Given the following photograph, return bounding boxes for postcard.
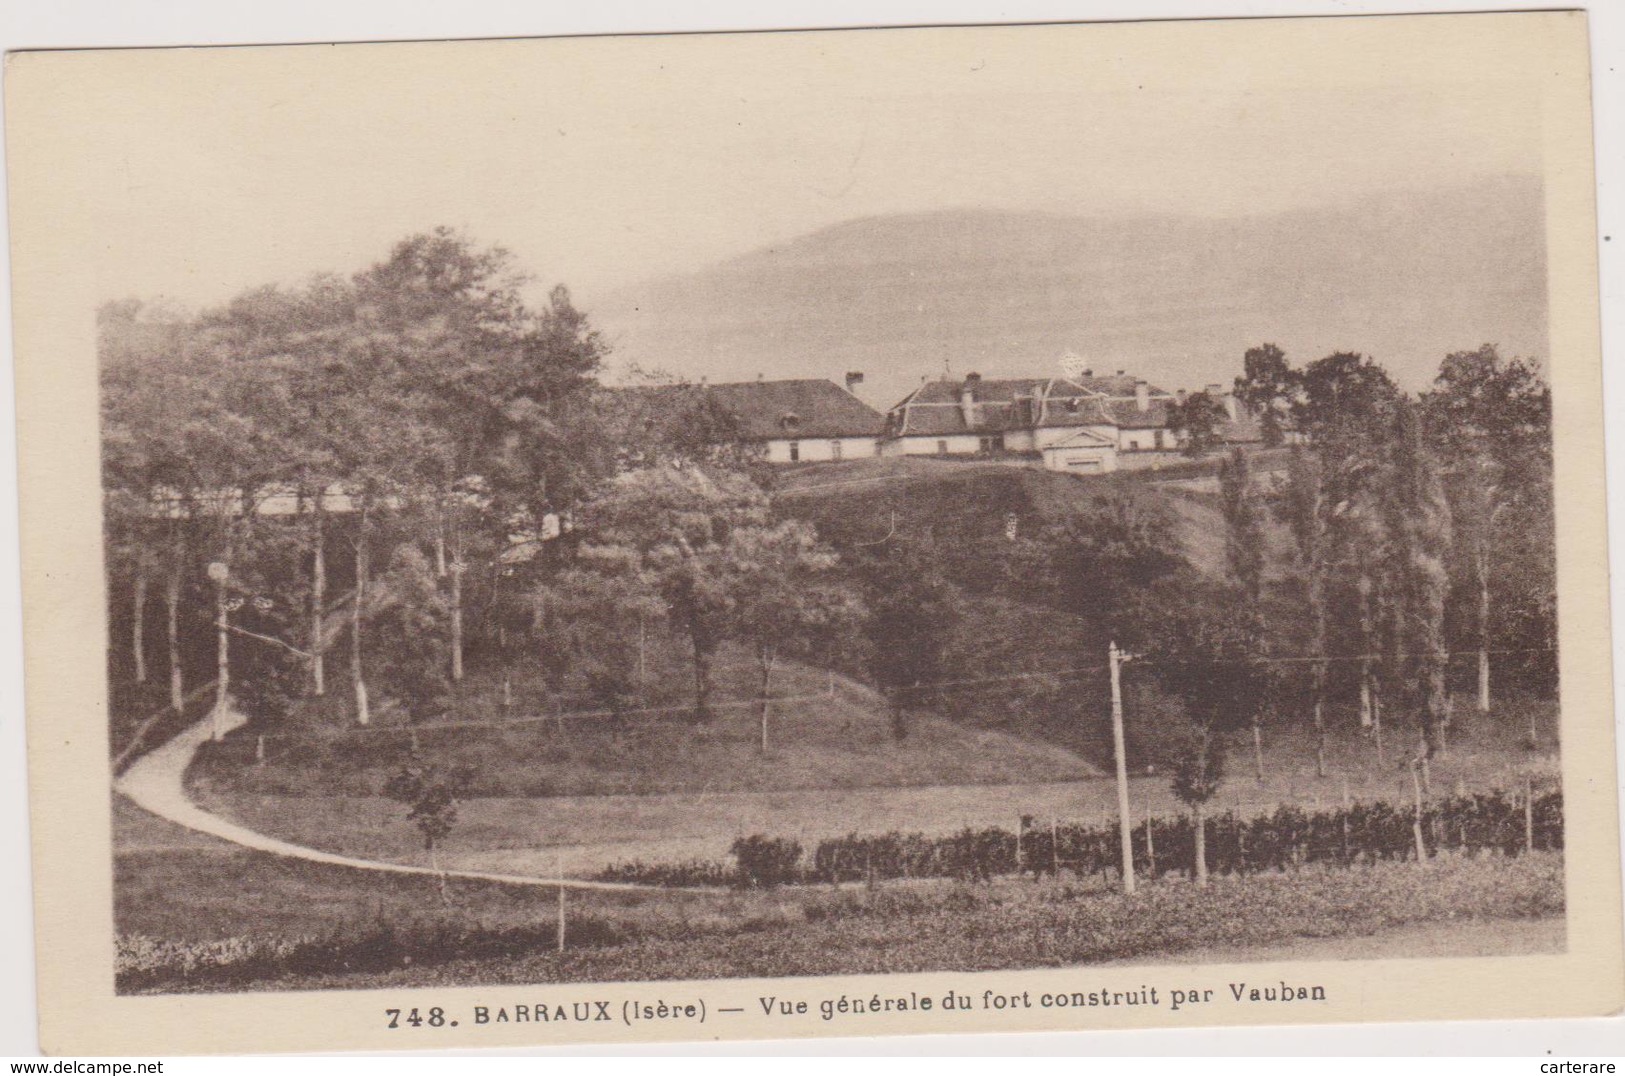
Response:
[6,10,1620,1054]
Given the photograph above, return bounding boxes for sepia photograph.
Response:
[6,6,1621,1054]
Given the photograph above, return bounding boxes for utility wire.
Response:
[242,645,1555,744]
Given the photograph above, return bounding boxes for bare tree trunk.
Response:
[1252,720,1264,783]
[757,647,775,754]
[1310,573,1328,778]
[212,570,230,741]
[690,635,712,722]
[132,566,148,684]
[450,562,464,683]
[1373,691,1385,767]
[429,841,449,906]
[1410,760,1428,865]
[1421,653,1448,763]
[309,502,326,696]
[496,622,513,712]
[1477,543,1492,713]
[165,562,184,713]
[890,682,917,742]
[1193,803,1208,886]
[1358,574,1374,728]
[352,505,371,726]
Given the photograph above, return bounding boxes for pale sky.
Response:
[17,14,1550,316]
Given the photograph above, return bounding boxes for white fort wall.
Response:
[762,436,884,463]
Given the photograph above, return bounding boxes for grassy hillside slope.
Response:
[192,638,1097,800]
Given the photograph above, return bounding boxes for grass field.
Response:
[115,796,1564,994]
[187,692,1558,879]
[191,638,1097,802]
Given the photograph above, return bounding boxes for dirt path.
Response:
[114,712,691,892]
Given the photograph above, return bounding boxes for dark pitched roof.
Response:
[619,379,886,440]
[1100,398,1177,429]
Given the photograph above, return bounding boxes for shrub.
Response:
[729,835,804,888]
[604,783,1564,888]
[596,859,735,888]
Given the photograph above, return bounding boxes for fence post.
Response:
[1051,817,1060,877]
[1410,762,1428,866]
[1341,776,1351,808]
[1146,813,1156,879]
[255,735,265,764]
[1524,775,1535,853]
[1015,817,1024,878]
[1108,641,1135,895]
[556,851,567,953]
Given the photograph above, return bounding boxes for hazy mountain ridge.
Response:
[591,178,1545,408]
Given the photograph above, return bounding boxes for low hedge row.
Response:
[596,787,1563,888]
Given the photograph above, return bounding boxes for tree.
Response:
[610,373,766,479]
[216,527,310,733]
[100,299,218,713]
[1147,594,1269,885]
[1219,449,1266,604]
[1042,489,1183,655]
[1297,352,1401,461]
[1233,343,1301,447]
[1376,403,1453,762]
[383,760,474,902]
[729,520,862,753]
[1166,392,1228,457]
[1276,447,1331,776]
[1298,352,1402,758]
[367,545,453,725]
[189,277,355,699]
[860,542,961,741]
[1422,345,1553,715]
[578,463,769,722]
[545,544,664,739]
[230,595,306,731]
[1218,448,1269,779]
[352,232,612,690]
[99,230,619,751]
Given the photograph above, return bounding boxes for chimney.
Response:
[1176,388,1188,403]
[844,371,864,394]
[960,373,980,428]
[1135,379,1150,412]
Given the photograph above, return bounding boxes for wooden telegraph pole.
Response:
[208,561,231,742]
[1109,641,1135,895]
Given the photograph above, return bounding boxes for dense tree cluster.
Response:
[101,231,1555,891]
[101,229,858,749]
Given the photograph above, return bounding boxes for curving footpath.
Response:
[114,711,699,893]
